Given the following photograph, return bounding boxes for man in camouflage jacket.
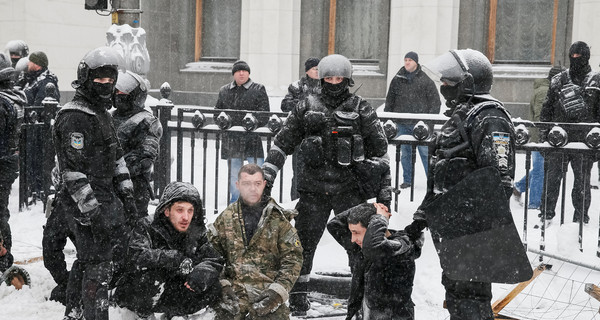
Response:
[209,163,303,320]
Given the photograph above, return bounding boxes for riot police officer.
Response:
[0,52,25,275]
[262,54,389,314]
[53,46,133,320]
[112,70,162,220]
[4,40,29,68]
[404,49,529,320]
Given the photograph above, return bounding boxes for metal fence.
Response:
[17,89,600,256]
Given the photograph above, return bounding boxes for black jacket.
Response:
[328,212,419,319]
[23,68,60,106]
[215,79,270,159]
[384,65,440,115]
[265,93,388,195]
[280,76,321,112]
[115,182,223,305]
[540,67,600,141]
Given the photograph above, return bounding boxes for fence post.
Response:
[154,82,174,197]
[41,84,59,209]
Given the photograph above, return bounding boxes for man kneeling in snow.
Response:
[113,182,224,319]
[327,203,422,320]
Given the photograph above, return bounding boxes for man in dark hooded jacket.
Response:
[114,181,223,319]
[539,41,600,224]
[328,202,421,320]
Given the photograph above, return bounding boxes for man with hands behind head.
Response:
[328,203,421,320]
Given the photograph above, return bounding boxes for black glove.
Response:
[539,129,549,143]
[252,288,284,316]
[219,284,240,315]
[122,196,140,227]
[404,219,427,241]
[179,258,193,275]
[262,164,277,197]
[88,206,111,242]
[186,266,211,293]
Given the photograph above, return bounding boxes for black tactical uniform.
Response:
[0,53,25,273]
[405,49,516,320]
[112,70,162,219]
[262,54,389,313]
[53,47,132,320]
[539,41,600,224]
[114,182,223,318]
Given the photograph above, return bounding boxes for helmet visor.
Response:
[422,51,468,86]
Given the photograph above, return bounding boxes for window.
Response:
[194,0,241,61]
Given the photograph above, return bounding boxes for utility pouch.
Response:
[299,136,323,167]
[352,134,365,162]
[559,82,587,121]
[337,135,352,166]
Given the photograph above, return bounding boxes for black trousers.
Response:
[58,191,127,320]
[0,154,19,273]
[114,270,220,316]
[540,152,593,219]
[42,203,75,287]
[442,274,493,320]
[293,190,363,281]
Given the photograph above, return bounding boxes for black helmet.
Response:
[318,54,354,86]
[115,70,148,109]
[424,49,493,96]
[0,53,15,82]
[72,46,125,89]
[5,40,29,57]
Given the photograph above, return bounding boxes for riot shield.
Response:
[421,166,532,283]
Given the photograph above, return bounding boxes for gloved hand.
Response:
[88,206,111,242]
[179,258,193,276]
[262,164,277,197]
[539,129,549,143]
[186,266,210,293]
[122,196,140,227]
[252,288,284,316]
[219,284,240,315]
[404,219,428,242]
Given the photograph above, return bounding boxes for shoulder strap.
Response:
[58,101,96,116]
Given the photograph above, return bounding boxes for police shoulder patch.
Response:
[70,132,84,150]
[492,131,510,171]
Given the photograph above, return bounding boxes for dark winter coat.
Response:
[528,78,549,142]
[265,93,388,195]
[540,67,600,141]
[23,68,60,106]
[53,92,130,212]
[111,107,163,177]
[327,211,420,320]
[0,85,25,157]
[215,79,270,159]
[384,65,440,115]
[280,76,321,112]
[115,182,223,306]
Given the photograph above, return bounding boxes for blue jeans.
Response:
[228,157,264,204]
[398,124,428,184]
[515,151,544,208]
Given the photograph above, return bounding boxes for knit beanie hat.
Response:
[305,57,320,72]
[404,51,419,64]
[232,60,250,75]
[29,51,48,68]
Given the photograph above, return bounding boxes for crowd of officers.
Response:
[0,39,598,320]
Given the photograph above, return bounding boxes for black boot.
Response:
[289,280,311,315]
[50,282,68,305]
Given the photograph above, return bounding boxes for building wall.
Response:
[0,0,111,101]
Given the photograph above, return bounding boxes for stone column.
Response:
[240,0,301,98]
[387,0,460,87]
[572,0,600,68]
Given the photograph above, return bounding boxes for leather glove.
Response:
[539,129,549,143]
[404,219,427,242]
[252,288,284,316]
[262,164,277,197]
[179,258,193,275]
[219,284,240,315]
[88,206,111,243]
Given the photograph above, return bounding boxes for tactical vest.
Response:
[300,94,365,167]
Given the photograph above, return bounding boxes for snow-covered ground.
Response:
[2,141,600,319]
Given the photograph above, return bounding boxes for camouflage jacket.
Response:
[208,198,303,302]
